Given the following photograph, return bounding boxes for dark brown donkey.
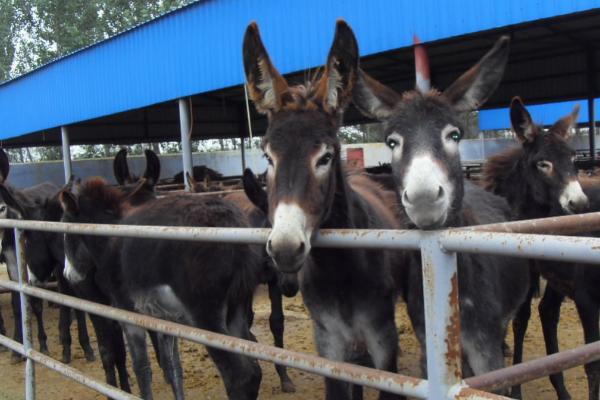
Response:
[353,37,530,394]
[244,21,403,400]
[60,178,262,400]
[482,98,598,400]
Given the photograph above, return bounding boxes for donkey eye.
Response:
[446,129,463,143]
[386,137,399,149]
[536,160,553,172]
[263,153,273,166]
[316,153,333,167]
[0,205,5,213]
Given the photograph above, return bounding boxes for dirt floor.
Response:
[0,268,588,400]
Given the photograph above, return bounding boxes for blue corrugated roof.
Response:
[0,0,599,141]
[479,98,600,131]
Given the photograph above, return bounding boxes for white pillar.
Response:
[61,126,72,183]
[178,98,193,192]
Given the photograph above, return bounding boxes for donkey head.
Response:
[244,20,358,272]
[113,149,161,186]
[354,37,510,229]
[510,97,587,214]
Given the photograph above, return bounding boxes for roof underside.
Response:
[0,1,599,147]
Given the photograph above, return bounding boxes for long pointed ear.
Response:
[243,168,268,214]
[59,190,78,215]
[313,20,359,114]
[510,97,536,143]
[113,148,131,185]
[551,104,580,139]
[353,69,402,120]
[243,22,290,115]
[0,148,10,183]
[143,150,161,186]
[443,36,510,112]
[0,185,25,217]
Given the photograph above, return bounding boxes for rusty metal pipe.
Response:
[0,333,140,400]
[0,280,430,398]
[0,219,425,250]
[465,339,600,392]
[440,230,600,265]
[460,211,600,235]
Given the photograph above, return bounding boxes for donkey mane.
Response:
[481,147,523,193]
[78,177,125,206]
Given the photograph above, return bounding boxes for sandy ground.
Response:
[0,269,588,400]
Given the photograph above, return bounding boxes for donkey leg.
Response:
[313,322,353,400]
[0,305,6,352]
[30,296,48,354]
[575,296,600,400]
[157,334,185,400]
[539,286,571,400]
[58,304,73,363]
[509,285,534,399]
[111,322,131,393]
[10,291,25,362]
[75,310,95,362]
[267,281,295,393]
[123,323,153,400]
[198,308,261,400]
[462,330,507,395]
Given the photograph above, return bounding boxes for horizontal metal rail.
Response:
[0,334,139,400]
[0,280,436,398]
[466,340,600,392]
[463,211,600,235]
[440,230,600,265]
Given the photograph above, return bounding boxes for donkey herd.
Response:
[0,20,599,400]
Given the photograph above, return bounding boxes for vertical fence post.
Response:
[178,98,193,192]
[61,126,72,183]
[420,233,461,399]
[15,228,35,400]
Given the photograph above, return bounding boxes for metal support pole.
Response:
[240,136,246,172]
[61,126,72,183]
[178,98,193,192]
[420,233,461,399]
[15,228,35,400]
[589,97,596,169]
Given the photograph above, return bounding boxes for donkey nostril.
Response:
[403,191,411,204]
[437,186,444,200]
[267,240,273,253]
[297,242,306,255]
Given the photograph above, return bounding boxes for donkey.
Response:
[244,21,404,400]
[482,98,599,400]
[352,37,531,392]
[0,148,58,360]
[224,168,299,393]
[113,148,161,186]
[22,179,96,364]
[55,150,161,397]
[60,177,263,400]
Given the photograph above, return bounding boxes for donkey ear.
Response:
[243,22,290,115]
[113,148,131,185]
[353,69,402,120]
[0,185,25,218]
[443,36,510,112]
[243,168,268,214]
[143,150,161,186]
[551,104,580,139]
[59,190,78,215]
[0,148,10,183]
[314,20,359,114]
[510,97,536,143]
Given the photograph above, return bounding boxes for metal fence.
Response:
[1,213,600,400]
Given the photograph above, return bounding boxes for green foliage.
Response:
[3,0,194,80]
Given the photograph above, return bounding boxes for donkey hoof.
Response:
[281,380,296,393]
[84,349,96,362]
[61,350,72,364]
[10,353,25,364]
[501,341,512,357]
